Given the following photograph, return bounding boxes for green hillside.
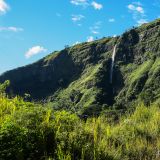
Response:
[0,19,160,116]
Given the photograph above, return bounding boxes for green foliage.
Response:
[0,80,10,95]
[44,51,60,62]
[0,35,117,116]
[1,18,160,160]
[1,89,160,159]
[50,63,108,115]
[0,18,160,117]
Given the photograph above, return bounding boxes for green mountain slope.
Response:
[0,18,160,115]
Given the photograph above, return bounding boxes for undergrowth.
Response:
[0,81,160,160]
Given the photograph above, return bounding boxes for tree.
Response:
[0,80,10,95]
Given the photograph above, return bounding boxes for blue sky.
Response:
[0,0,160,74]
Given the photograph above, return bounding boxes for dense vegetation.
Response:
[1,19,160,159]
[0,19,160,116]
[1,81,160,160]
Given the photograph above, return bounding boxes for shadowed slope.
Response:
[0,18,160,115]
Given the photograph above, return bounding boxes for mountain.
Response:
[0,18,160,115]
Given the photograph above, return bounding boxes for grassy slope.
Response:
[0,19,160,115]
[113,18,160,109]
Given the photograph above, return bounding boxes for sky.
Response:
[0,0,160,74]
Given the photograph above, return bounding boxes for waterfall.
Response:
[110,45,117,83]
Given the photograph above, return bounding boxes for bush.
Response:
[1,84,160,159]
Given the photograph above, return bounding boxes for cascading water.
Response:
[110,45,117,83]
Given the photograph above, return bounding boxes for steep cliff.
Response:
[0,18,160,115]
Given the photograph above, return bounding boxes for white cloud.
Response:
[0,26,23,32]
[92,30,99,34]
[108,18,115,22]
[70,0,103,10]
[87,36,94,42]
[90,21,101,34]
[70,0,88,7]
[71,15,85,22]
[128,4,135,11]
[127,2,147,26]
[91,1,103,10]
[25,46,47,59]
[0,0,9,14]
[136,6,144,14]
[137,19,148,26]
[128,4,144,14]
[113,34,117,37]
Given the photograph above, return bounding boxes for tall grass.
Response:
[0,82,160,159]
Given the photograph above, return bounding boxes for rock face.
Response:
[0,18,160,115]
